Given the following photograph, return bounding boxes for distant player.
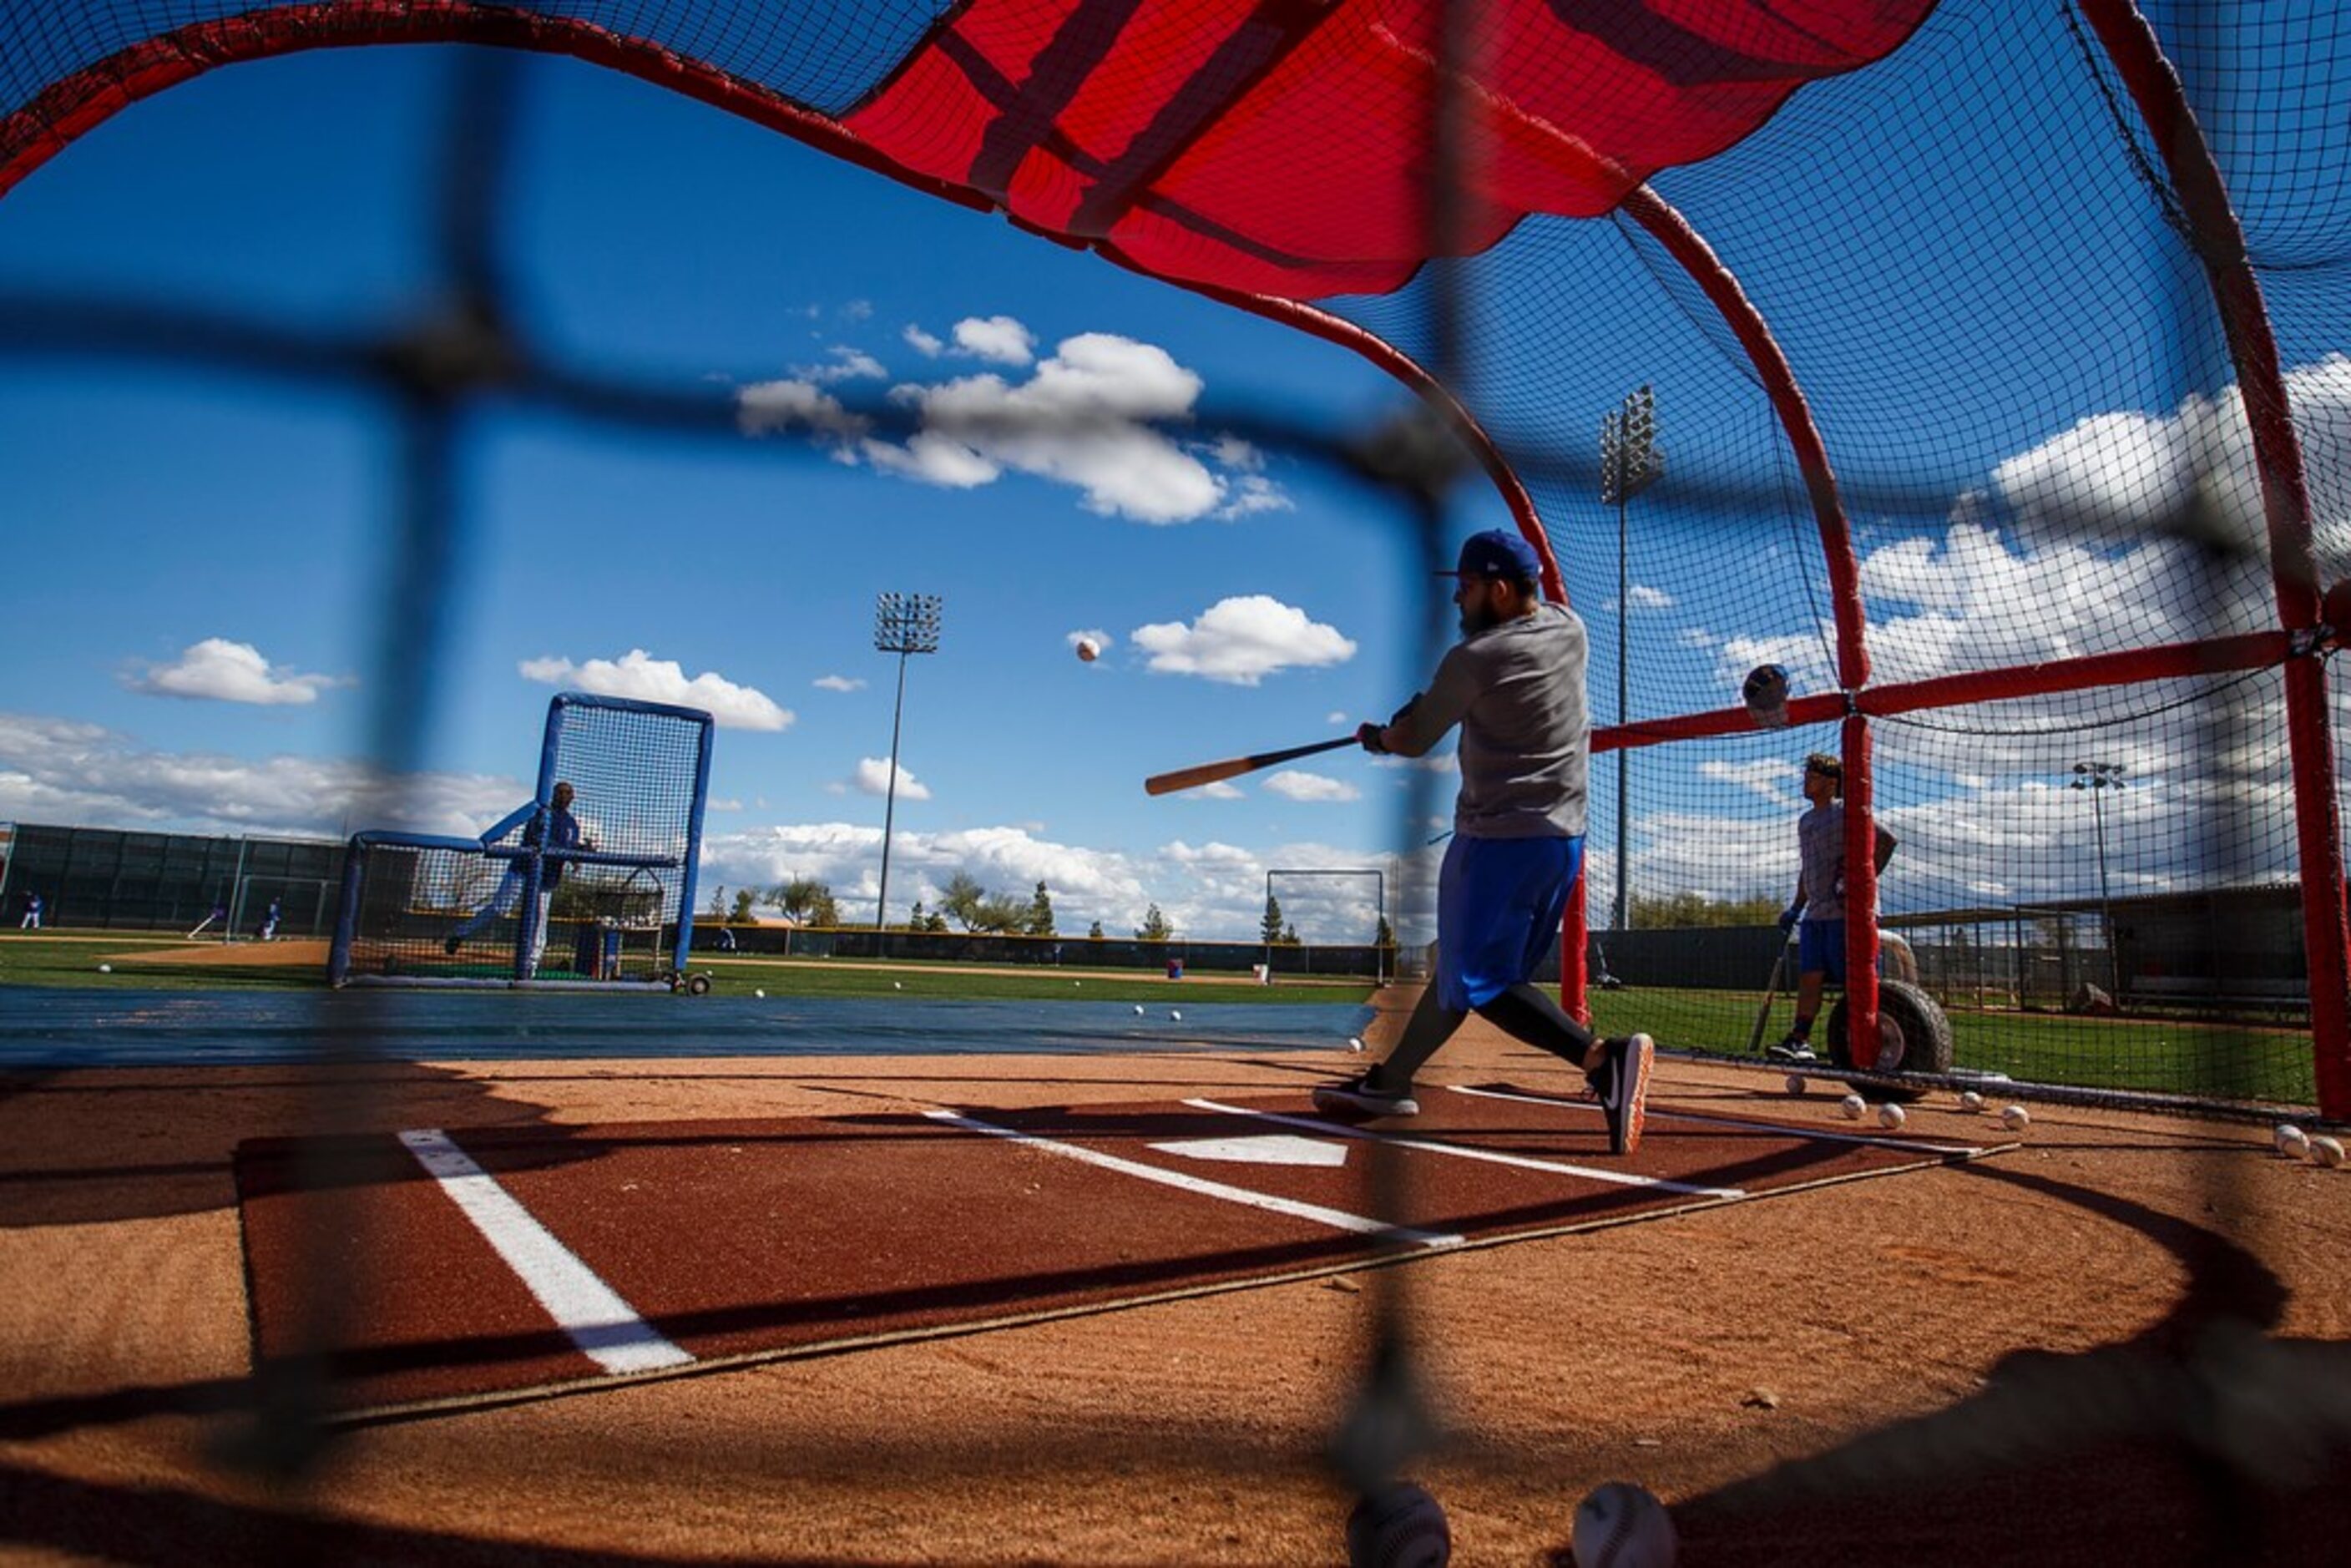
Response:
[255,897,282,943]
[188,898,226,938]
[1767,751,1898,1064]
[18,890,41,930]
[1312,529,1655,1156]
[446,781,594,975]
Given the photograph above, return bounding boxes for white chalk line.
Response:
[923,1110,1462,1249]
[1443,1084,1988,1156]
[1184,1100,1746,1199]
[397,1128,693,1376]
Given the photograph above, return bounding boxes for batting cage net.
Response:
[328,693,713,988]
[5,0,2350,1561]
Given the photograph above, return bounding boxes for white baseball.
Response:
[97,964,112,974]
[892,980,902,990]
[1170,1009,1182,1021]
[1784,1074,1807,1096]
[2001,1104,2031,1131]
[755,988,765,998]
[1959,1090,1985,1111]
[2308,1135,2346,1168]
[2274,1124,2307,1156]
[1074,637,1100,663]
[1349,1036,1366,1053]
[1838,1093,1866,1120]
[1134,1004,1145,1015]
[1572,1480,1677,1567]
[1878,1102,1907,1130]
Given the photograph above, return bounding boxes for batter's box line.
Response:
[1445,1083,2002,1159]
[309,1111,2012,1429]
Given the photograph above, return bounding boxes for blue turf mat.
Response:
[0,987,1374,1067]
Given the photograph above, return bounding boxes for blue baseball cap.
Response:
[1437,528,1543,581]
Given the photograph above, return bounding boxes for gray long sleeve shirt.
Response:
[1388,601,1590,839]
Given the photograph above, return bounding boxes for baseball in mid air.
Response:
[1075,637,1100,662]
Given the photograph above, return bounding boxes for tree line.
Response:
[698,880,1406,945]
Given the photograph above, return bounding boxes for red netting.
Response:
[3,0,2345,1109]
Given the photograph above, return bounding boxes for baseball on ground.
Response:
[2001,1104,2031,1130]
[1877,1102,1907,1130]
[1572,1480,1677,1566]
[1838,1093,1866,1120]
[2308,1135,2345,1169]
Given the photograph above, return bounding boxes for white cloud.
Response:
[1988,352,2351,567]
[791,346,887,384]
[129,638,347,706]
[0,711,519,839]
[1261,770,1361,802]
[736,377,869,443]
[1162,840,1256,864]
[1696,757,1799,807]
[902,325,943,357]
[750,331,1287,523]
[518,650,794,732]
[953,315,1036,366]
[1628,584,1674,610]
[867,334,1274,522]
[1131,595,1357,685]
[1186,781,1246,799]
[710,797,744,812]
[847,756,929,801]
[812,674,867,692]
[1326,711,1350,726]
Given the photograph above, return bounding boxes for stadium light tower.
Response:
[2070,760,2126,996]
[1600,385,1663,933]
[872,592,943,933]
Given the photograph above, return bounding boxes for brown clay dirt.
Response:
[0,984,2345,1564]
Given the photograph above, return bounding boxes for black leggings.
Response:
[1370,980,1596,1091]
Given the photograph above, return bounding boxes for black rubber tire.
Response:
[685,972,712,996]
[1827,979,1954,1083]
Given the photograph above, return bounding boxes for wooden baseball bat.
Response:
[1145,735,1358,797]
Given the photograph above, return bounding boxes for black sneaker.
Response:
[1765,1035,1818,1065]
[1312,1074,1420,1118]
[1597,1033,1655,1156]
[443,935,462,956]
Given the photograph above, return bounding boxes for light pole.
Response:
[872,592,943,934]
[2069,761,2126,996]
[1600,385,1662,933]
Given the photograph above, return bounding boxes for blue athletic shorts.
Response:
[1435,834,1584,1012]
[1799,918,1847,984]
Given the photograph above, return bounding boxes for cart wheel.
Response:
[686,972,712,996]
[1827,979,1954,1092]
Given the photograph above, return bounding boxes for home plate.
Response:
[1148,1134,1349,1167]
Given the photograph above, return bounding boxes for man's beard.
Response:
[1459,598,1499,635]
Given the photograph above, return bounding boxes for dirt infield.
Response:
[1,986,2346,1563]
[104,938,332,969]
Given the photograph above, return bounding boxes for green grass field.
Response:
[2,931,2313,1103]
[1588,986,2317,1106]
[0,933,1375,1006]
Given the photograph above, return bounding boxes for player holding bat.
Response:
[1314,529,1655,1155]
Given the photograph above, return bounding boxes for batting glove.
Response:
[1356,721,1390,755]
[1778,905,1802,933]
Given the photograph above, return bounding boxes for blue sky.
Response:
[3,28,2346,942]
[0,46,1504,942]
